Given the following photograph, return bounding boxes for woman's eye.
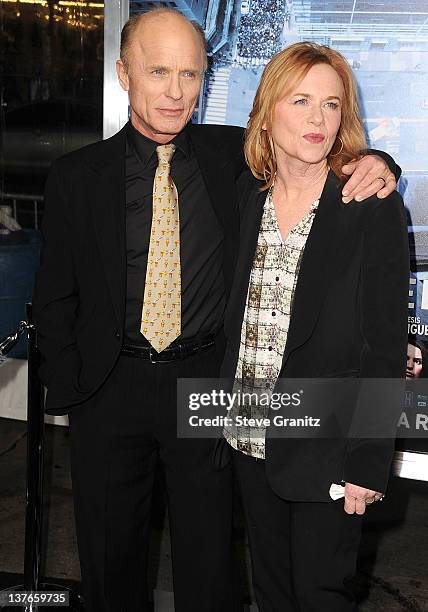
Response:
[326,102,339,109]
[294,98,308,105]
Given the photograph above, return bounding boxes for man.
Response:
[33,8,400,611]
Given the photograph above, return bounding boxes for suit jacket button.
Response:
[115,331,120,339]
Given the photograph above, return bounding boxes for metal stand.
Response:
[0,304,84,611]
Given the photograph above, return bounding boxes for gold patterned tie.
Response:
[140,144,181,352]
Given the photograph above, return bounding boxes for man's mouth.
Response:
[158,108,184,117]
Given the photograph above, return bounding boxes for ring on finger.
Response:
[376,176,386,186]
[365,498,375,505]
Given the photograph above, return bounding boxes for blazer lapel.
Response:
[187,125,240,297]
[90,127,127,328]
[282,170,345,368]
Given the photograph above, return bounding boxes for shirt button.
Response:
[268,346,273,351]
[115,331,120,339]
[272,311,276,317]
[276,277,279,282]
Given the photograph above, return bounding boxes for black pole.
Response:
[23,303,45,592]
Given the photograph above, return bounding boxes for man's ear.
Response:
[116,59,129,91]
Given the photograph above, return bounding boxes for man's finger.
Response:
[341,162,387,199]
[344,166,389,198]
[349,174,378,195]
[345,174,396,203]
[353,177,389,202]
[341,161,357,177]
[342,155,392,199]
[341,167,368,199]
[355,498,366,515]
[377,175,397,199]
[354,174,396,201]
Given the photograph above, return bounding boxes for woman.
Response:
[221,42,409,610]
[406,336,426,379]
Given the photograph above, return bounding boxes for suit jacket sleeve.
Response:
[32,160,81,388]
[342,191,409,492]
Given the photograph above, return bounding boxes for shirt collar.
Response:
[126,120,191,167]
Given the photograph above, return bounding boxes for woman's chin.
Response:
[292,154,329,167]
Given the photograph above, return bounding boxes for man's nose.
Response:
[166,75,183,100]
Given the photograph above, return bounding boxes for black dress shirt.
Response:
[124,121,225,345]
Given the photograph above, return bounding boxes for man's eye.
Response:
[183,71,196,78]
[152,69,166,76]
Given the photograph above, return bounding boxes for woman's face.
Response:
[406,343,423,379]
[270,63,344,167]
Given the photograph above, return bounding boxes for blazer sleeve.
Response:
[32,160,80,388]
[342,191,409,492]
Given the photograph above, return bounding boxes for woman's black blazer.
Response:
[221,169,410,502]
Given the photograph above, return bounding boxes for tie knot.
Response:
[156,144,176,165]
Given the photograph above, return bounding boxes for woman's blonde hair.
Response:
[244,42,367,189]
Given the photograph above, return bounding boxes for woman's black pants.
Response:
[232,447,363,612]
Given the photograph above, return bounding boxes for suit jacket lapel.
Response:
[282,170,345,368]
[187,125,240,298]
[90,126,127,328]
[224,183,265,345]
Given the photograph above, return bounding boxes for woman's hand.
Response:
[341,155,396,203]
[343,482,384,515]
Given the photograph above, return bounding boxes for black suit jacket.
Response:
[33,123,245,415]
[221,169,409,501]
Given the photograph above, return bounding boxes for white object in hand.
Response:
[329,483,345,500]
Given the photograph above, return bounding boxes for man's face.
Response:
[116,15,205,144]
[406,343,423,379]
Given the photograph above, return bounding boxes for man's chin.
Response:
[153,114,191,134]
[131,115,190,141]
[159,122,188,135]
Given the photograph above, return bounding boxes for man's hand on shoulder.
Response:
[341,155,396,203]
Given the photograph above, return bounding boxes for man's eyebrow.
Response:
[146,64,169,71]
[177,66,204,74]
[145,64,202,74]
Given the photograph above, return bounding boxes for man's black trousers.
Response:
[68,341,235,612]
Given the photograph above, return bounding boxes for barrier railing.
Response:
[0,304,83,611]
